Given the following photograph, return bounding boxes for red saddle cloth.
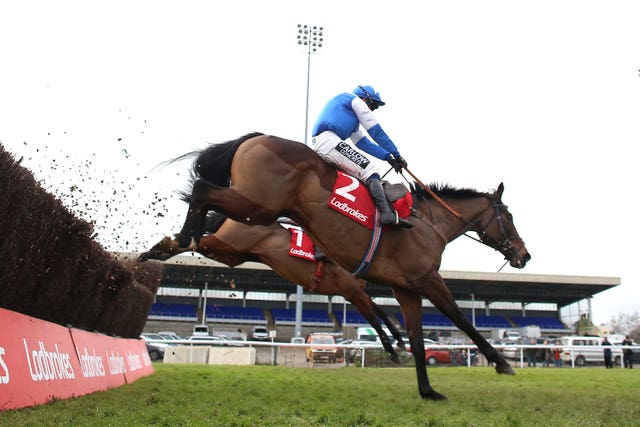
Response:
[328,171,412,230]
[287,226,316,262]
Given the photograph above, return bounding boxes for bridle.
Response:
[399,168,524,266]
[471,198,523,261]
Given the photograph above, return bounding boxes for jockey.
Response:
[311,85,412,228]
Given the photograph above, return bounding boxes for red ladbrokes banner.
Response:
[0,308,153,411]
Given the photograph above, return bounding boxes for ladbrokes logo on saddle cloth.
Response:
[287,226,316,262]
[328,171,412,230]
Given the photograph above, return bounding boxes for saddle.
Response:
[383,182,410,203]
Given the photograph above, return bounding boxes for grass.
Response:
[1,364,639,426]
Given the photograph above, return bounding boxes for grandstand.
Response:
[129,253,620,340]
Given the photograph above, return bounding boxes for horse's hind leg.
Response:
[177,202,208,249]
[177,179,265,248]
[393,287,447,401]
[421,268,514,376]
[348,291,401,363]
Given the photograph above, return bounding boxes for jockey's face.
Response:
[363,97,380,111]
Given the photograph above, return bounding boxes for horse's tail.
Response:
[194,132,264,186]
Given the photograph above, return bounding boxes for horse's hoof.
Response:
[422,391,448,401]
[138,252,150,262]
[390,353,401,364]
[495,362,516,376]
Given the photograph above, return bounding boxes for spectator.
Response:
[622,335,634,369]
[459,349,468,365]
[542,339,553,367]
[450,349,459,366]
[470,348,478,366]
[602,336,613,368]
[526,338,537,367]
[552,342,563,368]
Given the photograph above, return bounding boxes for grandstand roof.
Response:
[121,253,620,308]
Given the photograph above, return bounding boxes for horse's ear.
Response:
[496,182,504,198]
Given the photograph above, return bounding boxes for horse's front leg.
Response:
[393,287,447,401]
[422,268,514,376]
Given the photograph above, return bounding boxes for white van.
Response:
[192,324,210,336]
[356,326,391,343]
[560,335,603,366]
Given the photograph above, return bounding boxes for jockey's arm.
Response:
[351,97,400,157]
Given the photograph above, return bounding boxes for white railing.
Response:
[142,338,639,368]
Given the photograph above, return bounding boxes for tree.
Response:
[608,312,640,340]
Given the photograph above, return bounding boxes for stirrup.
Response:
[386,211,413,229]
[395,214,413,229]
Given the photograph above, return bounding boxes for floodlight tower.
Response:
[293,24,323,340]
[297,24,324,147]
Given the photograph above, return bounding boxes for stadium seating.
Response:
[471,315,512,328]
[510,316,567,330]
[149,302,196,318]
[395,313,456,328]
[271,308,333,325]
[206,305,265,322]
[339,310,369,326]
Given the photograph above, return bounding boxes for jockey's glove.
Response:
[387,155,407,173]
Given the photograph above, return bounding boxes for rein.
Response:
[402,167,463,219]
[400,168,520,269]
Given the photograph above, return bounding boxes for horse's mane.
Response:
[411,182,489,201]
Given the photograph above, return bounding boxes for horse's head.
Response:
[475,183,531,268]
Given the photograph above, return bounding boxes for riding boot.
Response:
[366,177,413,228]
[314,246,327,262]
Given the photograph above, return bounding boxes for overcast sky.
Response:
[1,1,639,325]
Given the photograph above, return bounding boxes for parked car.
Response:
[145,342,165,361]
[495,339,519,359]
[400,336,438,352]
[140,333,171,348]
[427,331,453,343]
[251,326,270,341]
[157,331,182,341]
[425,348,452,365]
[186,335,233,346]
[192,324,210,336]
[305,333,338,363]
[344,339,383,363]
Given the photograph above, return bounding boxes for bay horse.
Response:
[139,212,405,361]
[174,132,531,400]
